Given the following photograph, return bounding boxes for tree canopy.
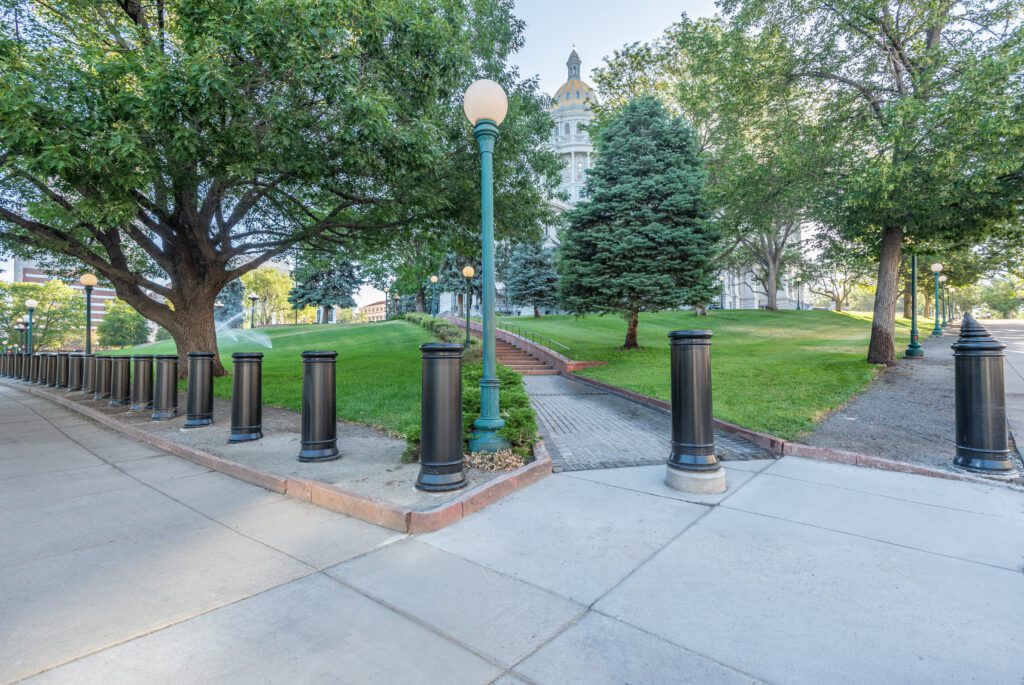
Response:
[504,242,559,317]
[0,0,560,373]
[288,256,361,322]
[97,299,150,347]
[559,96,719,348]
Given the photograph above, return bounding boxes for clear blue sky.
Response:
[511,0,718,96]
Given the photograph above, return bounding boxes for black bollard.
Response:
[152,355,179,420]
[184,352,214,428]
[94,356,112,400]
[45,353,57,387]
[952,315,1018,476]
[56,352,69,388]
[81,354,95,395]
[298,351,339,461]
[665,330,726,493]
[130,355,154,411]
[416,343,467,492]
[31,354,42,384]
[68,353,83,392]
[109,356,131,406]
[229,353,264,442]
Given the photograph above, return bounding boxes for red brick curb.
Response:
[1,379,553,531]
[561,372,1020,488]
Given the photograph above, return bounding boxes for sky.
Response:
[0,0,721,300]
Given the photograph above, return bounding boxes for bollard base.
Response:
[183,417,213,428]
[953,455,1019,480]
[665,465,727,494]
[151,409,178,421]
[229,429,264,443]
[298,446,340,462]
[468,425,511,454]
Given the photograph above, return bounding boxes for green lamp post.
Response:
[939,275,948,327]
[248,293,259,328]
[79,273,98,354]
[905,254,924,358]
[462,265,475,348]
[25,298,38,354]
[930,263,943,336]
[464,78,510,453]
[429,274,439,318]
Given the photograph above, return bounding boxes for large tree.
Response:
[722,0,1024,363]
[240,267,293,327]
[289,256,361,324]
[0,279,81,350]
[504,242,559,317]
[594,17,826,310]
[97,298,150,347]
[559,96,719,348]
[0,0,559,374]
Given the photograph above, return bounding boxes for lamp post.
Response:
[939,275,948,328]
[930,263,943,336]
[248,293,259,329]
[462,265,475,347]
[16,323,26,353]
[718,276,725,309]
[795,279,802,311]
[905,254,924,358]
[464,78,510,452]
[429,274,439,318]
[79,273,97,354]
[25,299,38,354]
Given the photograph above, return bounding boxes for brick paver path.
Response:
[523,375,774,471]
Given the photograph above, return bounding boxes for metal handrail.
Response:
[495,322,571,354]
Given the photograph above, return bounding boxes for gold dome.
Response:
[551,78,598,112]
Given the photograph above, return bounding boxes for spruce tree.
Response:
[289,258,362,324]
[559,96,719,348]
[504,242,560,317]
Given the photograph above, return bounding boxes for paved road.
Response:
[2,382,1023,684]
[523,375,774,471]
[984,320,1024,439]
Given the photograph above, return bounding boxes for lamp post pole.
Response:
[25,300,37,354]
[719,277,725,309]
[930,263,943,336]
[464,79,510,453]
[80,273,98,354]
[249,294,259,329]
[463,265,475,348]
[430,275,439,318]
[905,255,924,358]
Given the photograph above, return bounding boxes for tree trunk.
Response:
[902,277,913,319]
[867,226,903,364]
[415,288,426,313]
[834,298,843,312]
[457,293,464,317]
[694,305,708,316]
[765,263,778,310]
[321,304,330,324]
[533,305,540,318]
[924,293,932,318]
[624,309,640,349]
[120,285,225,377]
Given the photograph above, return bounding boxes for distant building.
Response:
[359,300,387,322]
[13,257,116,324]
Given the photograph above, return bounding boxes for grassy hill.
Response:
[126,321,434,435]
[496,309,928,440]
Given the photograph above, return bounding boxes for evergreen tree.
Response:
[215,280,244,329]
[559,96,719,348]
[289,258,361,324]
[504,243,560,317]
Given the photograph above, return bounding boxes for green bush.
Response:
[403,362,538,463]
[154,327,172,342]
[402,312,481,363]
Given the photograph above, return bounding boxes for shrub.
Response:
[402,362,538,463]
[402,312,481,362]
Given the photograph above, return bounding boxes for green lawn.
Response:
[124,321,434,435]
[496,309,931,441]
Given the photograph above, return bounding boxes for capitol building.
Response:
[441,49,804,316]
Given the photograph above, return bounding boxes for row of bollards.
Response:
[4,318,1015,484]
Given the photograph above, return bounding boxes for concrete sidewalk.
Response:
[2,383,1022,684]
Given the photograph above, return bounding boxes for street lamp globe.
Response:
[939,275,948,283]
[248,294,259,302]
[462,266,475,279]
[24,299,38,310]
[463,79,508,126]
[931,262,943,273]
[430,275,439,284]
[79,273,98,288]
